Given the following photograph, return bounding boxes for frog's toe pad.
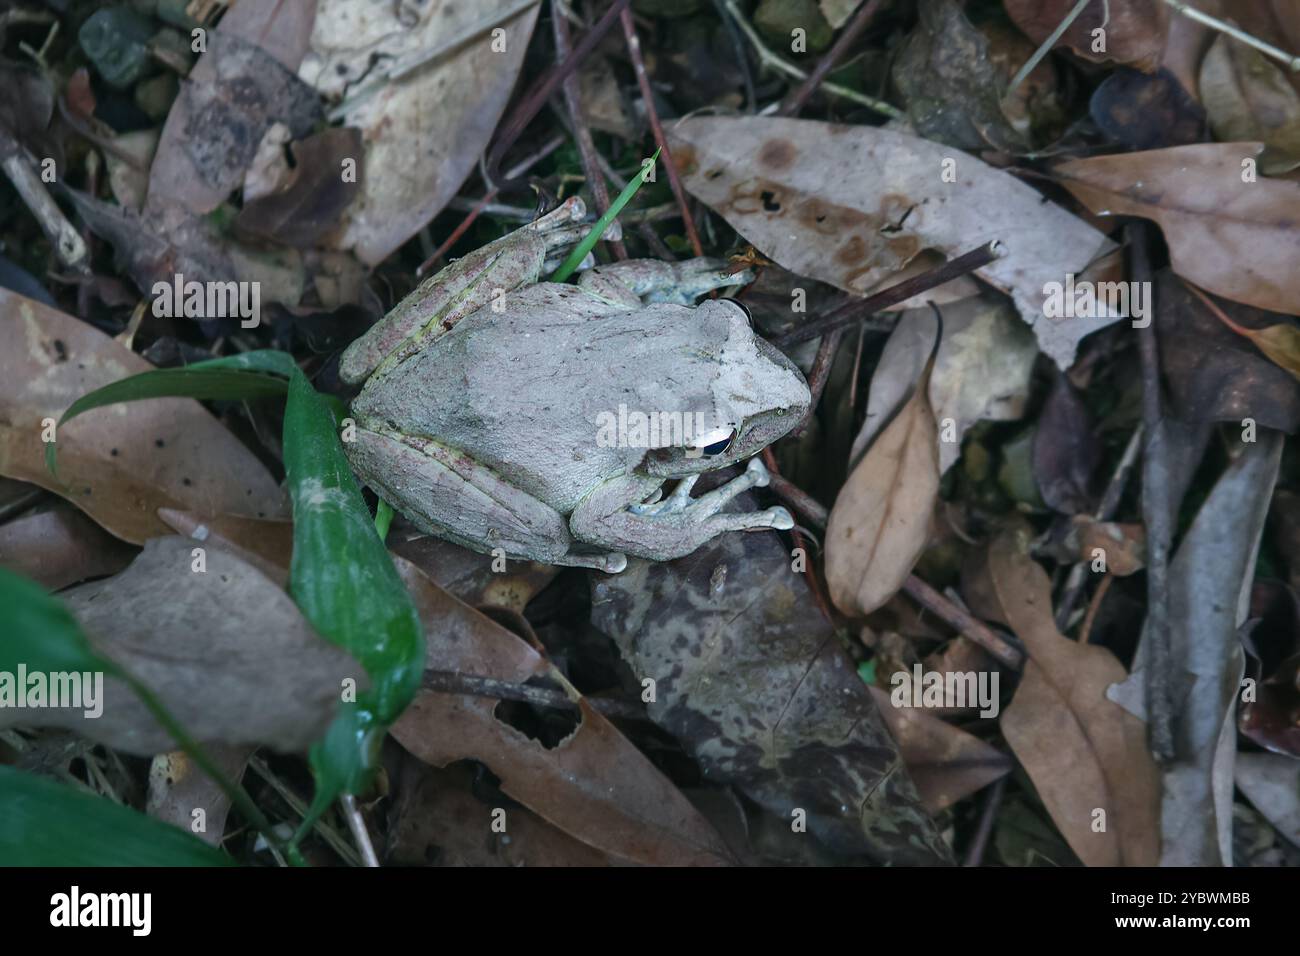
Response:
[762,506,794,530]
[745,456,771,487]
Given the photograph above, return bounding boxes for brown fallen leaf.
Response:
[148,746,251,847]
[1185,280,1300,381]
[669,115,1116,368]
[386,759,618,866]
[0,537,361,755]
[989,526,1161,866]
[300,0,542,265]
[0,291,287,544]
[1031,369,1100,515]
[0,502,137,590]
[1071,518,1146,577]
[1089,67,1207,150]
[391,559,734,867]
[867,686,1011,814]
[1155,270,1300,433]
[1200,33,1300,173]
[827,350,940,616]
[592,523,952,865]
[1054,143,1300,316]
[233,127,364,247]
[1004,0,1169,71]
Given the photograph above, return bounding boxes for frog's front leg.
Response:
[569,458,794,561]
[347,425,627,573]
[578,258,757,307]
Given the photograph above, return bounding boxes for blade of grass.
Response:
[548,147,660,283]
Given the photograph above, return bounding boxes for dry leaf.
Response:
[1200,32,1300,173]
[827,354,939,616]
[1004,0,1169,71]
[0,502,137,590]
[0,291,287,544]
[1186,280,1300,381]
[1054,143,1300,316]
[300,0,541,265]
[592,523,953,864]
[0,537,361,755]
[989,527,1161,866]
[669,115,1116,368]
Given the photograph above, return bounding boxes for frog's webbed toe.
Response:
[570,458,791,561]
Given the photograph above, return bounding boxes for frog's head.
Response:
[643,299,811,479]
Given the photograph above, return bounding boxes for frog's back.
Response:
[353,284,730,512]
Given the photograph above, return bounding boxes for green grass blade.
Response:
[548,147,661,283]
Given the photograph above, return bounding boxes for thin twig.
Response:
[1,134,88,273]
[246,755,362,867]
[621,8,704,258]
[720,0,903,120]
[1054,424,1143,632]
[1128,221,1175,765]
[963,776,1007,866]
[774,241,1006,348]
[1007,0,1091,95]
[779,0,884,116]
[422,669,648,721]
[1162,0,1300,72]
[761,447,837,627]
[790,328,844,438]
[766,472,829,528]
[553,3,627,259]
[1077,572,1113,645]
[902,575,1024,671]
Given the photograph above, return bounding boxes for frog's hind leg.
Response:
[347,425,626,573]
[570,458,793,561]
[578,259,757,307]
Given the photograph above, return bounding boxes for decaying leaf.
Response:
[1054,143,1300,316]
[669,115,1116,368]
[1188,280,1300,381]
[892,0,1027,152]
[0,503,137,590]
[592,518,954,865]
[1031,370,1100,515]
[827,350,939,616]
[299,0,541,265]
[1155,270,1300,433]
[0,537,361,755]
[391,558,734,867]
[0,291,287,544]
[1110,432,1284,865]
[1200,33,1300,174]
[1089,67,1207,150]
[1004,0,1170,71]
[148,746,250,847]
[850,296,1037,475]
[988,527,1161,866]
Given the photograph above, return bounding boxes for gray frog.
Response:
[340,197,811,573]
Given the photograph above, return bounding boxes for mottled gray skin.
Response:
[340,197,811,572]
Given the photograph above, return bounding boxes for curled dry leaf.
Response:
[851,296,1036,475]
[592,524,953,865]
[1200,33,1300,174]
[1004,0,1170,72]
[669,116,1116,368]
[987,527,1161,866]
[1054,143,1300,316]
[0,537,361,755]
[827,352,939,617]
[299,0,541,265]
[0,291,287,544]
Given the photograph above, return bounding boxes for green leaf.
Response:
[281,370,424,831]
[45,351,297,477]
[548,147,661,283]
[0,765,232,866]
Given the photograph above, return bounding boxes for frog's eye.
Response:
[693,426,736,457]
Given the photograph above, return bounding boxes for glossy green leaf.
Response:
[0,765,232,866]
[282,370,424,832]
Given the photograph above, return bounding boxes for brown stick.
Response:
[773,241,1005,348]
[553,4,627,259]
[778,0,884,116]
[621,8,705,258]
[902,575,1024,671]
[422,669,647,722]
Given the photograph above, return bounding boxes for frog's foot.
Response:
[570,459,793,562]
[578,258,757,307]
